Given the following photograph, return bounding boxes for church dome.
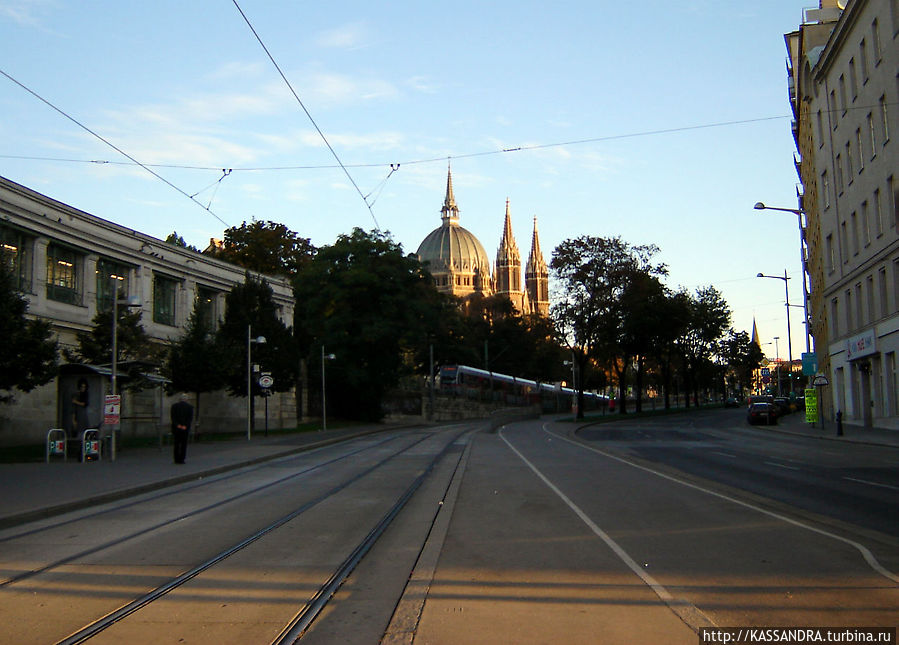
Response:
[416,221,491,275]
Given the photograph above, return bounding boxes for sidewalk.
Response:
[764,411,899,448]
[0,424,404,529]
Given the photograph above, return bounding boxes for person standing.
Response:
[170,393,193,464]
[71,379,89,438]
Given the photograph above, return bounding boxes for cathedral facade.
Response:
[416,166,549,317]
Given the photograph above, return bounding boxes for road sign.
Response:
[805,388,818,423]
[761,368,770,376]
[802,352,818,376]
[104,394,121,426]
[258,374,274,389]
[812,373,830,387]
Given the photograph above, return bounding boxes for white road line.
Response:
[764,461,801,471]
[711,451,737,458]
[542,424,899,585]
[842,477,899,491]
[498,428,717,633]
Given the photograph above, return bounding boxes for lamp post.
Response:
[110,274,139,461]
[247,325,266,441]
[758,270,793,395]
[754,202,811,353]
[772,336,781,396]
[321,346,336,431]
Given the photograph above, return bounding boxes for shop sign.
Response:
[847,330,876,360]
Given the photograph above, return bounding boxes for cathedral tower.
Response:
[494,199,522,296]
[525,216,549,316]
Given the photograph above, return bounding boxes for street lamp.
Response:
[321,346,336,431]
[772,336,781,396]
[757,270,793,395]
[247,325,266,441]
[754,201,811,353]
[110,274,140,461]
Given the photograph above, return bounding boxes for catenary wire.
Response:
[0,68,231,228]
[231,0,380,231]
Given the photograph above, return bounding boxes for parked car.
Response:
[747,402,778,425]
[772,397,792,416]
[747,394,774,408]
[724,397,741,408]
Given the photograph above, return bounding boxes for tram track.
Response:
[0,433,405,588]
[0,424,479,644]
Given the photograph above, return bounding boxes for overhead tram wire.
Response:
[0,68,231,228]
[2,112,798,176]
[231,0,381,231]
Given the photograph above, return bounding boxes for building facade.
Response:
[787,0,899,428]
[416,166,550,316]
[0,175,296,446]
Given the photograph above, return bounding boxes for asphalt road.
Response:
[577,408,899,541]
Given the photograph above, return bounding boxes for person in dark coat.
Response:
[170,394,194,464]
[71,379,90,438]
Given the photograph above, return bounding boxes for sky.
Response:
[1,1,816,362]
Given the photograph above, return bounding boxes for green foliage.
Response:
[165,231,199,252]
[63,304,160,391]
[0,264,58,403]
[293,228,439,421]
[216,273,297,397]
[205,220,315,276]
[165,299,222,396]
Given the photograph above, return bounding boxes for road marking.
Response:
[842,477,899,491]
[498,428,717,632]
[543,424,899,585]
[711,451,737,458]
[764,461,800,471]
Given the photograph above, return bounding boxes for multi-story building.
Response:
[0,175,296,446]
[786,0,899,429]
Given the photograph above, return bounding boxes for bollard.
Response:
[836,410,843,437]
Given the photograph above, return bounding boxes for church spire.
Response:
[495,198,521,297]
[440,161,460,224]
[525,215,549,316]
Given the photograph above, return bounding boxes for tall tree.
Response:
[550,235,665,418]
[64,302,159,390]
[0,264,58,403]
[205,220,315,277]
[619,272,668,412]
[679,286,732,406]
[294,228,441,421]
[164,298,223,429]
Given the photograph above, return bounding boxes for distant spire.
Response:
[441,161,459,224]
[751,318,760,347]
[525,215,549,316]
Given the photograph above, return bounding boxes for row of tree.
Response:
[552,235,762,419]
[2,220,761,427]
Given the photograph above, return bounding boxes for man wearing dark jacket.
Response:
[170,394,193,464]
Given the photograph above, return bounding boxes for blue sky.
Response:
[1,1,814,361]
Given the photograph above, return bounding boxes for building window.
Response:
[846,288,854,332]
[856,128,864,173]
[831,297,840,337]
[879,267,888,318]
[867,275,875,324]
[822,170,831,209]
[887,352,897,417]
[871,19,881,64]
[848,58,858,100]
[826,233,835,273]
[845,142,854,180]
[893,259,899,315]
[836,154,844,194]
[46,243,81,305]
[881,95,890,144]
[153,274,178,326]
[874,188,884,237]
[95,259,130,312]
[841,220,848,264]
[817,110,825,145]
[859,39,868,83]
[868,113,877,157]
[850,211,859,255]
[838,74,847,114]
[0,225,33,293]
[195,286,218,331]
[862,201,871,247]
[830,90,838,129]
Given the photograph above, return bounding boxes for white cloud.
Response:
[315,22,369,49]
[0,0,54,26]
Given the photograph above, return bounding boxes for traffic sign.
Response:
[812,373,830,387]
[258,374,274,389]
[104,394,121,426]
